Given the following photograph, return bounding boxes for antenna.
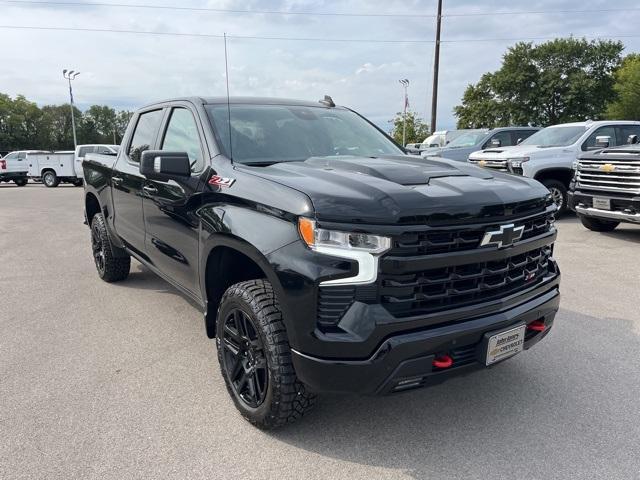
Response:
[223,32,233,161]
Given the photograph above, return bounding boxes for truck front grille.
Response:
[468,158,509,172]
[380,246,553,318]
[577,158,640,195]
[390,211,553,256]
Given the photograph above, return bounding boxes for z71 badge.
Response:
[208,175,235,187]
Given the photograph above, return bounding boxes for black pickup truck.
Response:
[83,96,560,428]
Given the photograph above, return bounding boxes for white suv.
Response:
[468,121,640,212]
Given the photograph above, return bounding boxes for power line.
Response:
[1,24,639,44]
[4,0,640,19]
[2,0,437,18]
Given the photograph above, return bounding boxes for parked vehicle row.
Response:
[467,121,640,213]
[0,144,119,187]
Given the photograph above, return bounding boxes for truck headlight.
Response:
[298,218,391,285]
[507,157,529,168]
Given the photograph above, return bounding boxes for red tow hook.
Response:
[527,320,546,332]
[433,354,453,369]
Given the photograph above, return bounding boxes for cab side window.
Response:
[617,125,640,144]
[78,146,95,157]
[161,108,204,173]
[128,109,164,163]
[514,129,537,144]
[582,126,616,151]
[486,131,513,148]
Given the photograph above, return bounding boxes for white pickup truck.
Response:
[27,144,118,187]
[468,121,640,212]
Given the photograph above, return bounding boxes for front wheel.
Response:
[73,179,84,187]
[541,179,568,214]
[216,279,316,429]
[579,214,619,232]
[42,171,59,188]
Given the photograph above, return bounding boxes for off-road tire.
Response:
[42,171,59,188]
[216,279,316,429]
[14,178,28,187]
[579,214,619,232]
[90,213,130,282]
[541,179,568,214]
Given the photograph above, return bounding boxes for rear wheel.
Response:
[42,171,59,188]
[13,178,28,187]
[216,279,316,429]
[73,179,83,187]
[579,214,619,232]
[541,179,567,214]
[90,213,130,282]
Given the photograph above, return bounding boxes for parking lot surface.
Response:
[2,183,640,480]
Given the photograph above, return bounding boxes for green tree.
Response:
[454,38,624,128]
[389,111,430,145]
[606,54,640,120]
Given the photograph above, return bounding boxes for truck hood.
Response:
[472,144,573,160]
[241,155,549,225]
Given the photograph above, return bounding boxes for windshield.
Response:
[520,126,586,147]
[446,131,488,148]
[206,104,403,164]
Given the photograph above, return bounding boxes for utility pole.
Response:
[399,79,409,146]
[430,0,443,133]
[62,69,80,149]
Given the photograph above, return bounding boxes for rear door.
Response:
[111,109,165,257]
[141,104,206,295]
[615,124,640,145]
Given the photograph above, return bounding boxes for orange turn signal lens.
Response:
[298,218,316,247]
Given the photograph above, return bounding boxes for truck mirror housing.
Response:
[595,136,611,148]
[140,151,191,180]
[490,138,502,148]
[628,134,639,145]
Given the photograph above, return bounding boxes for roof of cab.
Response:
[140,96,341,110]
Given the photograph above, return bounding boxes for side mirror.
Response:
[490,138,502,148]
[595,135,611,148]
[516,137,523,144]
[628,134,639,145]
[140,151,191,180]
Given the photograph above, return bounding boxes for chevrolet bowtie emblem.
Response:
[478,160,487,167]
[600,163,615,173]
[481,224,525,249]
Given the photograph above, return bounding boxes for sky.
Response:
[3,0,640,131]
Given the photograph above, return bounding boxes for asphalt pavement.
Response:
[1,182,640,480]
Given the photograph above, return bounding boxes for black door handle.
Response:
[143,184,158,195]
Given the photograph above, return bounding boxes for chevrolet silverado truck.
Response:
[569,136,640,231]
[83,96,560,429]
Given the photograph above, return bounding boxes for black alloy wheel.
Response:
[221,308,269,408]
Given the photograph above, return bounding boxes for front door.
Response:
[111,108,164,257]
[142,106,206,296]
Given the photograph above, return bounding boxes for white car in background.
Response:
[0,150,48,186]
[468,120,640,213]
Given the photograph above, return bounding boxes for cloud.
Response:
[2,0,640,130]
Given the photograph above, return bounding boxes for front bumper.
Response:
[569,190,640,224]
[0,172,28,181]
[292,285,559,394]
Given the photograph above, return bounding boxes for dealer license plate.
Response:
[592,197,611,210]
[485,324,526,366]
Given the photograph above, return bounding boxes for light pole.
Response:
[62,69,80,149]
[399,79,409,147]
[430,0,443,133]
